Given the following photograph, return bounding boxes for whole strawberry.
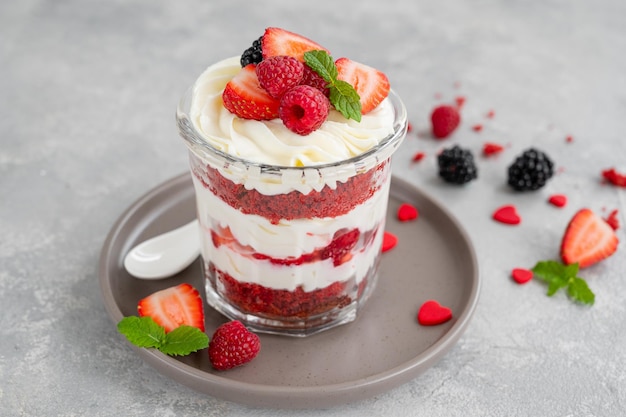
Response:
[208,320,261,370]
[431,105,460,139]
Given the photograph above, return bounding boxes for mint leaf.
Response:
[330,80,362,122]
[567,277,595,305]
[531,260,595,305]
[117,316,165,349]
[160,325,209,356]
[117,317,208,356]
[303,50,362,122]
[304,50,336,82]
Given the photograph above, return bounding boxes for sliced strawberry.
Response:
[261,27,329,62]
[335,57,390,114]
[560,209,619,268]
[137,283,205,332]
[222,64,280,120]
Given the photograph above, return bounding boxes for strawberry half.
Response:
[560,208,619,268]
[222,64,280,120]
[137,283,205,332]
[335,57,390,114]
[261,27,329,62]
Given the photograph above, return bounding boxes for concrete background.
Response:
[1,0,625,415]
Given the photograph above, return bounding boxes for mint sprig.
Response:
[531,260,595,305]
[117,316,209,356]
[304,50,362,122]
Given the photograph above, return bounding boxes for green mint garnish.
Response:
[117,316,209,356]
[531,260,595,305]
[304,50,362,122]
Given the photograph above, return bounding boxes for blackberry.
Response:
[507,148,554,191]
[240,36,263,67]
[437,145,478,185]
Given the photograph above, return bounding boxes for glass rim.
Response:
[176,87,408,173]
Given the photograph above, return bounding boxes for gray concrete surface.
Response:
[1,0,625,416]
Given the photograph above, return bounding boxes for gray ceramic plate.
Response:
[99,173,480,409]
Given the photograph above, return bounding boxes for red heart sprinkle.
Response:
[511,268,533,284]
[412,152,425,162]
[493,205,521,225]
[397,203,419,222]
[417,300,453,326]
[381,232,398,253]
[548,194,567,208]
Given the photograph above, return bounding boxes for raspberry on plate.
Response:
[431,105,460,139]
[256,56,304,99]
[279,85,330,135]
[208,321,261,371]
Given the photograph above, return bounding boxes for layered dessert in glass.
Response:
[177,28,407,336]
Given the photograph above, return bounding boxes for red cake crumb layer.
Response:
[208,263,368,319]
[190,154,389,224]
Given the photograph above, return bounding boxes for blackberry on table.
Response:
[240,36,263,67]
[437,145,478,185]
[507,148,554,191]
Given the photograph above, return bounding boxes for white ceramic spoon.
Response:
[124,219,200,279]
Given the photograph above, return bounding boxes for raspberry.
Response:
[437,145,477,185]
[279,85,330,135]
[208,320,260,371]
[507,148,554,191]
[256,56,304,99]
[240,36,263,67]
[431,105,460,139]
[300,65,330,96]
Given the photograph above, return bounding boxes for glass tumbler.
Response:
[177,89,407,337]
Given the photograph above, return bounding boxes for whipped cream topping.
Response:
[189,56,395,167]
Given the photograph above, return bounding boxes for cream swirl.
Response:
[189,56,395,167]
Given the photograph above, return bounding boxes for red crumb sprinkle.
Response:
[565,135,574,143]
[412,152,426,162]
[407,122,413,133]
[483,142,504,157]
[455,96,466,108]
[511,268,533,284]
[493,205,521,225]
[548,194,567,208]
[397,203,419,222]
[382,232,398,252]
[417,300,452,326]
[486,110,495,119]
[604,209,620,230]
[602,168,626,187]
[472,124,483,132]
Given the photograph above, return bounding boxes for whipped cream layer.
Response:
[189,56,395,167]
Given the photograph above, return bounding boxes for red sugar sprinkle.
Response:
[493,205,521,225]
[407,122,413,133]
[486,110,495,119]
[566,135,574,143]
[412,152,426,162]
[602,168,626,187]
[604,209,620,230]
[483,142,504,157]
[548,194,567,208]
[382,232,398,252]
[455,96,466,108]
[397,203,419,222]
[511,268,533,284]
[472,124,483,132]
[417,300,453,326]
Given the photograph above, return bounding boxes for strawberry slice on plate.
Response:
[335,57,390,114]
[261,27,329,62]
[222,64,280,120]
[138,283,205,332]
[560,208,619,268]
